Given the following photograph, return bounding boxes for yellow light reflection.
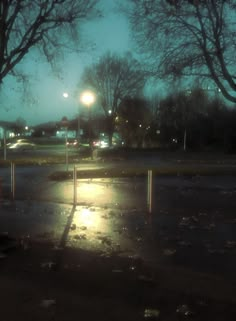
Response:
[74,207,103,230]
[80,208,93,227]
[80,183,101,195]
[78,181,110,202]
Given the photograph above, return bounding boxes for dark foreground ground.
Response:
[1,199,236,321]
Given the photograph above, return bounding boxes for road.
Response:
[2,144,68,158]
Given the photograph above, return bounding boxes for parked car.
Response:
[66,139,79,148]
[8,139,36,151]
[92,138,109,149]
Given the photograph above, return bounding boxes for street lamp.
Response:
[63,92,81,141]
[61,116,69,171]
[80,91,95,107]
[80,91,95,158]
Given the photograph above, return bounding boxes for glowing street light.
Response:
[80,91,95,107]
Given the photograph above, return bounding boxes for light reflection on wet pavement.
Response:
[66,201,236,280]
[1,175,236,280]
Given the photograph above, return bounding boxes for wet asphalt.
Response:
[1,171,236,279]
[1,164,236,320]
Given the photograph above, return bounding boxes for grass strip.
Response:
[48,164,236,181]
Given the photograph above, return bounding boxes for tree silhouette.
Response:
[117,97,152,147]
[129,0,236,103]
[80,52,147,145]
[0,0,98,83]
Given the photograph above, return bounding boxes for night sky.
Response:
[0,1,132,126]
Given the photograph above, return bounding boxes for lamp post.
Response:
[80,91,95,159]
[63,92,81,142]
[3,129,6,161]
[61,116,69,171]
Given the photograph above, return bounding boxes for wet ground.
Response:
[1,175,236,279]
[1,172,236,274]
[1,170,236,320]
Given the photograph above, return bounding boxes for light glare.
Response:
[80,91,95,106]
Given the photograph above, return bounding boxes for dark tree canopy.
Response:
[0,0,98,83]
[117,96,152,147]
[80,52,147,117]
[80,51,147,145]
[129,0,236,103]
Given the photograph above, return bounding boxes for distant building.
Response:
[0,121,16,140]
[0,126,4,140]
[56,129,76,139]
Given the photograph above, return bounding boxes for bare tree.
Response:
[129,0,236,103]
[80,52,147,145]
[158,87,212,149]
[117,97,152,147]
[0,0,99,84]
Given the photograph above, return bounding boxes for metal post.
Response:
[73,165,77,206]
[147,170,153,213]
[11,162,15,200]
[0,176,2,201]
[11,162,13,194]
[3,130,6,161]
[65,127,68,171]
[88,107,93,160]
[77,105,80,141]
[183,128,187,151]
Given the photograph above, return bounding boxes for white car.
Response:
[8,139,36,151]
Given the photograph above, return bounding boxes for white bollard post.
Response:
[3,132,6,161]
[11,162,13,194]
[147,169,153,213]
[11,162,15,200]
[73,165,77,206]
[65,129,69,171]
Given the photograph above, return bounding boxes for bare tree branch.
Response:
[79,51,147,143]
[0,0,99,83]
[128,0,236,103]
[80,52,147,115]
